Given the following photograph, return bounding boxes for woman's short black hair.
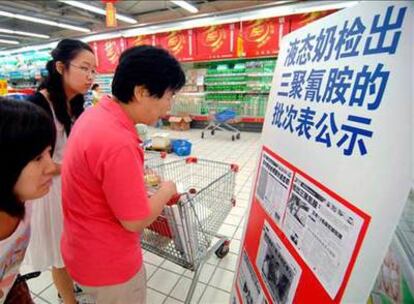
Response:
[0,97,56,219]
[112,45,186,103]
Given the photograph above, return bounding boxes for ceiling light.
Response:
[170,1,199,14]
[0,39,19,45]
[0,10,91,33]
[0,28,50,39]
[58,0,137,24]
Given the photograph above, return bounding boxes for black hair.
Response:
[91,83,100,91]
[0,97,56,219]
[112,45,185,103]
[40,38,93,135]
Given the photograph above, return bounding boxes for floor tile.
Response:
[218,253,239,272]
[217,224,238,238]
[164,297,183,304]
[27,270,53,294]
[147,288,166,304]
[33,296,51,304]
[144,263,158,280]
[199,286,230,304]
[147,268,181,295]
[209,268,235,292]
[144,251,165,266]
[37,284,58,304]
[170,277,206,303]
[160,260,186,275]
[183,263,215,284]
[229,239,241,254]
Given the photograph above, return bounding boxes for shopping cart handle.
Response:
[167,193,182,206]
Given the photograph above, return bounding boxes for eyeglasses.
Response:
[70,63,97,77]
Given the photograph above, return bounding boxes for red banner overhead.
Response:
[91,38,125,74]
[241,17,290,57]
[194,23,238,60]
[126,34,156,48]
[155,30,194,62]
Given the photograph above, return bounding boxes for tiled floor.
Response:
[23,128,262,304]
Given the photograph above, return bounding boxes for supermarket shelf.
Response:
[246,73,274,77]
[163,114,264,123]
[177,92,206,96]
[206,73,247,77]
[205,91,270,94]
[205,82,246,85]
[204,100,243,103]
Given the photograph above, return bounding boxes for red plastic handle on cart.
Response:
[230,164,239,173]
[167,193,182,206]
[186,157,198,164]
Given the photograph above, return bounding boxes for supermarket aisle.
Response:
[23,128,262,304]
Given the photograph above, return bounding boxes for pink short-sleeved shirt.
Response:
[61,95,151,286]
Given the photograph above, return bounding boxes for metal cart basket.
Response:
[142,157,238,303]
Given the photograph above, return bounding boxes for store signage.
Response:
[105,2,117,28]
[231,2,413,303]
[156,30,194,62]
[289,10,335,33]
[91,38,125,73]
[242,18,289,57]
[0,79,7,96]
[126,34,156,48]
[194,23,237,60]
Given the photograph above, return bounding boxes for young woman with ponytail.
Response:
[23,39,96,304]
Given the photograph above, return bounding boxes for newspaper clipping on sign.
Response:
[256,221,301,304]
[256,151,293,225]
[282,174,364,298]
[237,250,265,304]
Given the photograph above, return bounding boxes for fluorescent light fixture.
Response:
[0,41,57,56]
[2,0,360,54]
[171,1,199,14]
[293,0,359,14]
[0,39,19,45]
[81,31,122,43]
[58,0,137,24]
[0,28,50,39]
[0,10,90,32]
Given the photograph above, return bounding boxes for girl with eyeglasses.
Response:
[23,39,96,304]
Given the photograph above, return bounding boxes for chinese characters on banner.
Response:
[126,34,156,48]
[289,10,336,33]
[231,2,413,304]
[242,17,289,57]
[90,38,125,74]
[194,23,238,60]
[155,30,194,62]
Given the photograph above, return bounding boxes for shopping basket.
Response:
[142,157,238,303]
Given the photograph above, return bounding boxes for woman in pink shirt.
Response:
[62,45,185,303]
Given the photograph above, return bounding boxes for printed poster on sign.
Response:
[256,221,301,304]
[282,174,364,298]
[256,151,293,225]
[237,250,265,304]
[256,1,412,303]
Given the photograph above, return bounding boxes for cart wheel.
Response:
[211,130,215,135]
[215,241,230,258]
[201,132,204,139]
[232,135,235,141]
[236,133,240,140]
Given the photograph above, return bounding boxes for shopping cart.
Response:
[201,107,241,141]
[142,157,238,303]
